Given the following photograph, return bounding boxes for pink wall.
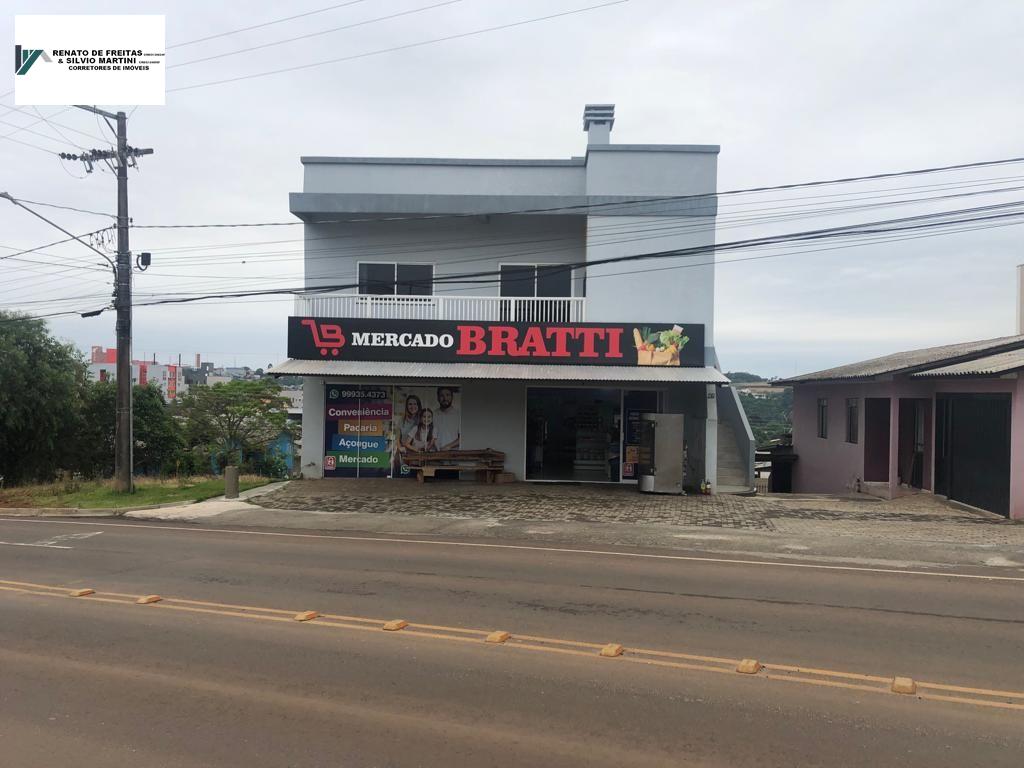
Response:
[791,383,867,493]
[792,375,1023,519]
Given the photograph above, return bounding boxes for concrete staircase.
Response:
[717,420,755,495]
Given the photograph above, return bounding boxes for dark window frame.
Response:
[357,262,434,296]
[499,263,574,298]
[845,398,859,444]
[817,398,829,439]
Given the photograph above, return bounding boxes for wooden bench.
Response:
[404,449,506,483]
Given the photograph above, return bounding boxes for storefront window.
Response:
[526,387,622,482]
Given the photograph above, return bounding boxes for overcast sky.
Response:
[3,0,1024,377]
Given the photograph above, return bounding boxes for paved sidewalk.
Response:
[252,479,1024,546]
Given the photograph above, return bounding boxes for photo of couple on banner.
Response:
[392,385,461,477]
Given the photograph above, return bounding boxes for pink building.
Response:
[785,335,1024,519]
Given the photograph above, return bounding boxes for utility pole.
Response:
[61,107,153,493]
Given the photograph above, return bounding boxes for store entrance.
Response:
[526,388,621,482]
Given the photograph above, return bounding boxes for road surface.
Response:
[1,516,1022,767]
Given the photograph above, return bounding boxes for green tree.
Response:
[0,312,88,484]
[133,384,183,475]
[72,381,184,478]
[738,389,793,447]
[725,371,765,383]
[177,379,293,471]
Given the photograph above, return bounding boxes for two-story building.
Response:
[271,105,754,492]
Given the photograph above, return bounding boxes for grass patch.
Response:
[0,475,274,509]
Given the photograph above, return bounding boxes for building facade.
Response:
[785,333,1024,519]
[273,105,754,491]
[88,346,184,402]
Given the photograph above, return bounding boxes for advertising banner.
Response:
[323,385,393,478]
[289,317,704,367]
[392,385,461,478]
[15,15,165,105]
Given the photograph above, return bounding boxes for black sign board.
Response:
[288,317,705,367]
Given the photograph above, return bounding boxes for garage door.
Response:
[935,394,1011,517]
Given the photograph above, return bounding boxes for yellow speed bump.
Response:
[68,588,95,597]
[892,677,918,695]
[293,610,319,622]
[485,631,511,644]
[382,619,409,632]
[736,659,763,675]
[136,595,162,605]
[599,643,625,658]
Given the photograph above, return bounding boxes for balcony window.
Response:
[358,262,433,296]
[500,264,573,298]
[499,264,574,322]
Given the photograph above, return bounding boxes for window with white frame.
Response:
[357,263,434,296]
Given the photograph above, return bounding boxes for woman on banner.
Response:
[392,393,423,477]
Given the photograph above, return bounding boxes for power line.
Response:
[0,194,116,271]
[0,227,114,261]
[0,104,107,143]
[168,0,375,49]
[134,178,1024,277]
[6,198,115,218]
[169,0,464,69]
[124,213,1024,307]
[167,0,629,92]
[120,199,1024,306]
[129,154,1024,229]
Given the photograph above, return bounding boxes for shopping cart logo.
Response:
[301,318,346,357]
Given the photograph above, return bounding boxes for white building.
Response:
[87,349,185,402]
[272,105,753,492]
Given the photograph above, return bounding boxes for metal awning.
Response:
[269,359,728,383]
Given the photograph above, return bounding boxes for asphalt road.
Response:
[1,516,1023,767]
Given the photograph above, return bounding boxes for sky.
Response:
[3,0,1024,378]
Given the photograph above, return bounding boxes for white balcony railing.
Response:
[296,294,586,323]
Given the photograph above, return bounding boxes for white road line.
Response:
[0,541,72,549]
[1,516,1023,583]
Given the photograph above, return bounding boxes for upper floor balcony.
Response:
[295,294,586,323]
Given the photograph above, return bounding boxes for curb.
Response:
[0,481,288,518]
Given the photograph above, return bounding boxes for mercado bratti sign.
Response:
[14,15,165,105]
[289,317,705,367]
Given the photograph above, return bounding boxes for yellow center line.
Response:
[4,576,1024,712]
[916,681,1024,699]
[763,663,892,684]
[627,646,740,666]
[917,693,1024,711]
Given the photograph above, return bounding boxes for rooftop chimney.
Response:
[583,104,615,145]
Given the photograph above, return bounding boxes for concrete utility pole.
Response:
[62,107,153,493]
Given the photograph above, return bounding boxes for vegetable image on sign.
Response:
[632,325,690,367]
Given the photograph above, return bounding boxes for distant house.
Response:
[784,332,1024,519]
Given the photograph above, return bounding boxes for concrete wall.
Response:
[581,149,717,340]
[460,380,527,479]
[792,376,1024,519]
[663,382,709,487]
[583,215,716,340]
[793,383,871,494]
[300,377,326,478]
[303,216,586,297]
[584,147,718,198]
[303,158,585,196]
